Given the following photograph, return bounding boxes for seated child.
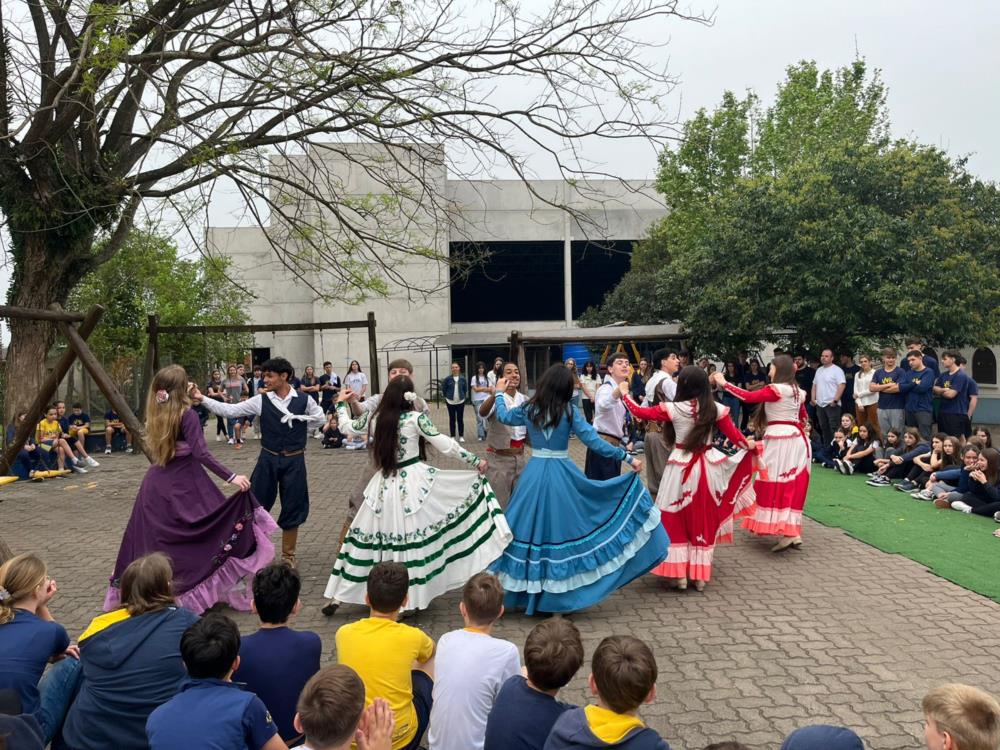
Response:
[820,429,852,470]
[104,409,134,454]
[146,613,285,750]
[428,573,521,750]
[932,445,984,509]
[336,562,435,750]
[233,563,322,745]
[836,423,879,476]
[936,448,1000,516]
[867,428,926,487]
[544,635,670,750]
[839,413,859,439]
[922,683,1000,750]
[484,617,584,750]
[895,433,946,493]
[293,665,394,750]
[0,554,80,746]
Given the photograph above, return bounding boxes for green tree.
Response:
[582,60,1000,355]
[67,230,252,386]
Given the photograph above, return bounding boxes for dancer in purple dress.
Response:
[104,365,278,613]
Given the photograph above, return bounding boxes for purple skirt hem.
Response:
[103,507,279,614]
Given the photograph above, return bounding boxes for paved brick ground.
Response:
[3,408,1000,749]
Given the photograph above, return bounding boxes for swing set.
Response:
[142,311,380,411]
[0,303,150,475]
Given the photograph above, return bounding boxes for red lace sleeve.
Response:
[798,401,808,424]
[716,412,749,448]
[622,394,671,422]
[722,382,782,404]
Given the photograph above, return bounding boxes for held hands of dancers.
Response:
[336,387,355,403]
[230,474,252,492]
[627,456,643,472]
[188,383,203,402]
[710,371,727,388]
[477,459,489,474]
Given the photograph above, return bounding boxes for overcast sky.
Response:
[2,0,999,324]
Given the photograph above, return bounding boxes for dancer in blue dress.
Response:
[490,364,669,614]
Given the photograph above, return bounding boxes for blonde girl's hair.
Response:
[0,553,48,625]
[145,365,193,466]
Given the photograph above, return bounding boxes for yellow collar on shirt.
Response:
[585,704,645,743]
[79,607,131,641]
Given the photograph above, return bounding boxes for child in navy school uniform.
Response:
[484,617,584,750]
[544,635,670,750]
[233,563,321,745]
[146,614,286,750]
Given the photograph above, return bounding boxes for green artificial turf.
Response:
[803,467,1000,602]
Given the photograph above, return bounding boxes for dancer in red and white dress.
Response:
[711,354,810,552]
[620,366,756,591]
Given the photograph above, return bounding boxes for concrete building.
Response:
[206,143,665,390]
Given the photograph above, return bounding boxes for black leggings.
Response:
[446,402,465,438]
[962,493,1000,517]
[885,459,914,479]
[582,399,595,423]
[905,466,930,484]
[850,453,876,474]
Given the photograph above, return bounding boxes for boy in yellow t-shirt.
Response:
[335,562,434,750]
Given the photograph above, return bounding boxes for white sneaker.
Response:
[951,500,973,514]
[126,447,134,454]
[216,434,222,442]
[104,447,112,455]
[71,464,88,474]
[227,438,235,445]
[459,437,465,443]
[86,457,100,468]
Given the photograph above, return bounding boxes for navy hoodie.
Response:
[781,724,865,749]
[544,707,670,750]
[61,607,198,750]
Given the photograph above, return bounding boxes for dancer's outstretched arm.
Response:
[717,379,782,404]
[621,393,671,423]
[715,409,752,450]
[335,400,372,437]
[415,413,485,471]
[181,409,239,483]
[493,391,528,427]
[569,405,635,467]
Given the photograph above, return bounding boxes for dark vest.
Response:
[260,392,309,453]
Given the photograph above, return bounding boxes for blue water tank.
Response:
[562,343,597,367]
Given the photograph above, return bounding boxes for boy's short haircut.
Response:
[906,350,923,361]
[252,562,301,624]
[607,352,631,367]
[323,361,332,367]
[942,350,961,361]
[72,403,82,409]
[922,683,1000,750]
[387,358,414,374]
[180,614,241,680]
[906,337,923,347]
[461,572,505,626]
[261,357,295,379]
[367,561,409,612]
[591,635,657,714]
[524,617,584,691]
[297,665,366,748]
[882,346,898,357]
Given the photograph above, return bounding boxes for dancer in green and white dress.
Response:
[322,376,512,615]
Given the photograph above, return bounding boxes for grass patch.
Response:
[804,467,1000,603]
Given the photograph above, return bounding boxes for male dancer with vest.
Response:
[585,352,631,480]
[196,357,325,567]
[641,348,680,499]
[478,361,529,508]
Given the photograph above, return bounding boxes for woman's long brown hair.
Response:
[664,366,717,448]
[145,365,193,466]
[750,354,797,436]
[372,376,425,476]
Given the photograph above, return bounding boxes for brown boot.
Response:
[281,528,299,568]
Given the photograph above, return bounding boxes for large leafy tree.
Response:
[67,229,252,388]
[0,0,700,419]
[582,61,1000,355]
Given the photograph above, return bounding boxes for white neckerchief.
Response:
[268,389,311,428]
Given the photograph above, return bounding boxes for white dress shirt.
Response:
[200,388,326,427]
[643,371,677,406]
[592,376,626,438]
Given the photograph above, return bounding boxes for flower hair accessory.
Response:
[0,586,11,602]
[155,389,169,404]
[403,391,417,403]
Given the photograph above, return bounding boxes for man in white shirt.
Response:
[195,357,326,567]
[585,352,631,480]
[478,362,529,508]
[641,349,680,498]
[811,348,846,446]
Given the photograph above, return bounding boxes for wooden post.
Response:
[139,315,159,420]
[0,305,104,475]
[57,309,151,462]
[366,311,380,394]
[510,331,528,394]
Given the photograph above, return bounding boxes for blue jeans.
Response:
[226,417,241,439]
[37,656,83,745]
[473,401,489,441]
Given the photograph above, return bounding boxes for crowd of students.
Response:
[6,401,135,482]
[2,552,999,750]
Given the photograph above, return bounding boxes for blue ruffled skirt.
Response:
[489,456,669,614]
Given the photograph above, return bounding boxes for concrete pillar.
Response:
[563,181,573,326]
